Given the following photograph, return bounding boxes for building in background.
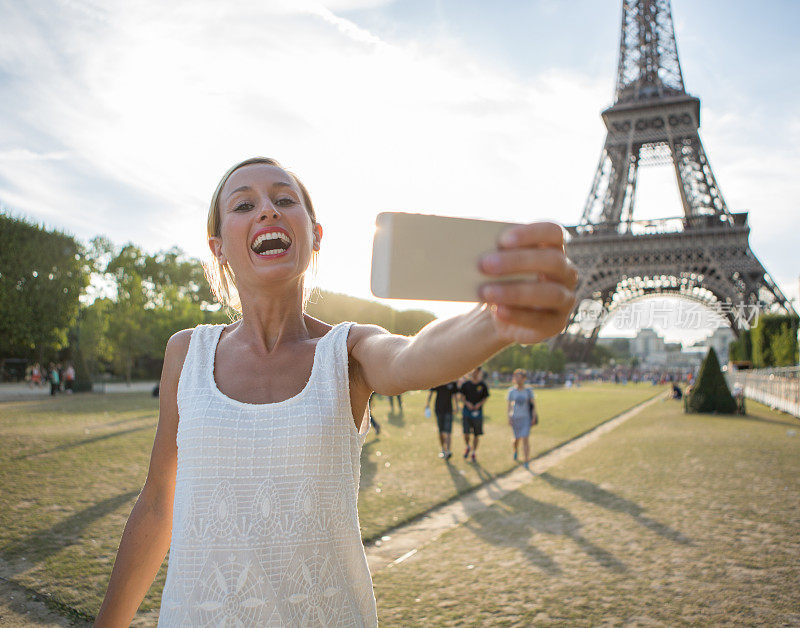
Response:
[687,326,736,365]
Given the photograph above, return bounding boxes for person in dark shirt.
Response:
[459,366,489,462]
[425,381,459,459]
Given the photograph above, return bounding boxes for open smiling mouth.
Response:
[250,228,292,257]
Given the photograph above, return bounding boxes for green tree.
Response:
[529,344,551,371]
[589,344,616,366]
[751,314,799,368]
[728,329,751,363]
[105,244,149,382]
[0,212,89,358]
[684,347,736,414]
[548,348,566,374]
[95,243,227,381]
[73,299,112,376]
[772,321,799,366]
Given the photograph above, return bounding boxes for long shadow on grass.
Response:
[471,461,494,485]
[2,490,139,569]
[464,490,626,574]
[539,472,692,545]
[445,461,471,494]
[728,412,799,429]
[91,413,157,429]
[445,459,496,499]
[16,425,156,460]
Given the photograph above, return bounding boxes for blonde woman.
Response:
[95,157,577,626]
[507,368,537,468]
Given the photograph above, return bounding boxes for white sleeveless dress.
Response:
[158,322,377,627]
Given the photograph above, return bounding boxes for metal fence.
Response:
[727,366,800,419]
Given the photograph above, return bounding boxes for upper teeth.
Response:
[251,231,291,251]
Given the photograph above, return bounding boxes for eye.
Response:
[274,197,297,207]
[234,201,254,212]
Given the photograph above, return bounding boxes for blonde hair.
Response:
[204,157,318,314]
[513,368,527,378]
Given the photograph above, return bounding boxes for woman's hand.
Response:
[479,222,578,345]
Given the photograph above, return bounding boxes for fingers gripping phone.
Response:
[370,212,534,302]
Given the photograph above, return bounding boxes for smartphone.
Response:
[370,212,533,302]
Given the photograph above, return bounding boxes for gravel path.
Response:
[0,578,88,627]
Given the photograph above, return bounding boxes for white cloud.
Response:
[0,149,69,162]
[0,0,796,319]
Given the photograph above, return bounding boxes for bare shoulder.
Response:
[166,328,193,356]
[162,328,194,381]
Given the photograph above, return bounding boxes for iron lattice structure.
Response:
[560,0,795,360]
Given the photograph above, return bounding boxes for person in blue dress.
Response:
[506,368,537,468]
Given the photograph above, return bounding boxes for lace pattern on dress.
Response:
[159,322,377,627]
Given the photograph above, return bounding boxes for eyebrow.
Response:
[226,181,295,200]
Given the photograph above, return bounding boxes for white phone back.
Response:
[370,212,531,302]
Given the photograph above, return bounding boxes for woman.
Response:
[64,362,76,394]
[95,157,577,626]
[30,362,42,387]
[506,368,538,468]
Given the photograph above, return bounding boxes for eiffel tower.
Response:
[560,0,795,359]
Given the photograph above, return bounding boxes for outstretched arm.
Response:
[349,222,577,395]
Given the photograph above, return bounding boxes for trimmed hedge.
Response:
[685,347,736,414]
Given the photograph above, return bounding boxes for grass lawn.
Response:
[360,383,661,540]
[373,399,800,626]
[0,382,660,623]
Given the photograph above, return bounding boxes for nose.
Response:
[258,200,280,221]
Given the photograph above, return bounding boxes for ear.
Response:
[312,223,323,252]
[208,236,227,265]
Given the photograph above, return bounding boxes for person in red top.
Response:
[64,363,76,394]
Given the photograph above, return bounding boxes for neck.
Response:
[235,279,309,352]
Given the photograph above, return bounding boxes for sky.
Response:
[1,0,798,346]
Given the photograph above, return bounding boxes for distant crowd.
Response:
[25,361,76,395]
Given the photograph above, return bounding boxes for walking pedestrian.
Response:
[388,394,403,414]
[48,363,60,396]
[64,362,76,394]
[425,381,459,459]
[367,393,381,435]
[460,366,490,463]
[94,157,577,626]
[30,363,42,387]
[507,368,537,468]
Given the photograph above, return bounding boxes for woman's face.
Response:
[209,163,321,293]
